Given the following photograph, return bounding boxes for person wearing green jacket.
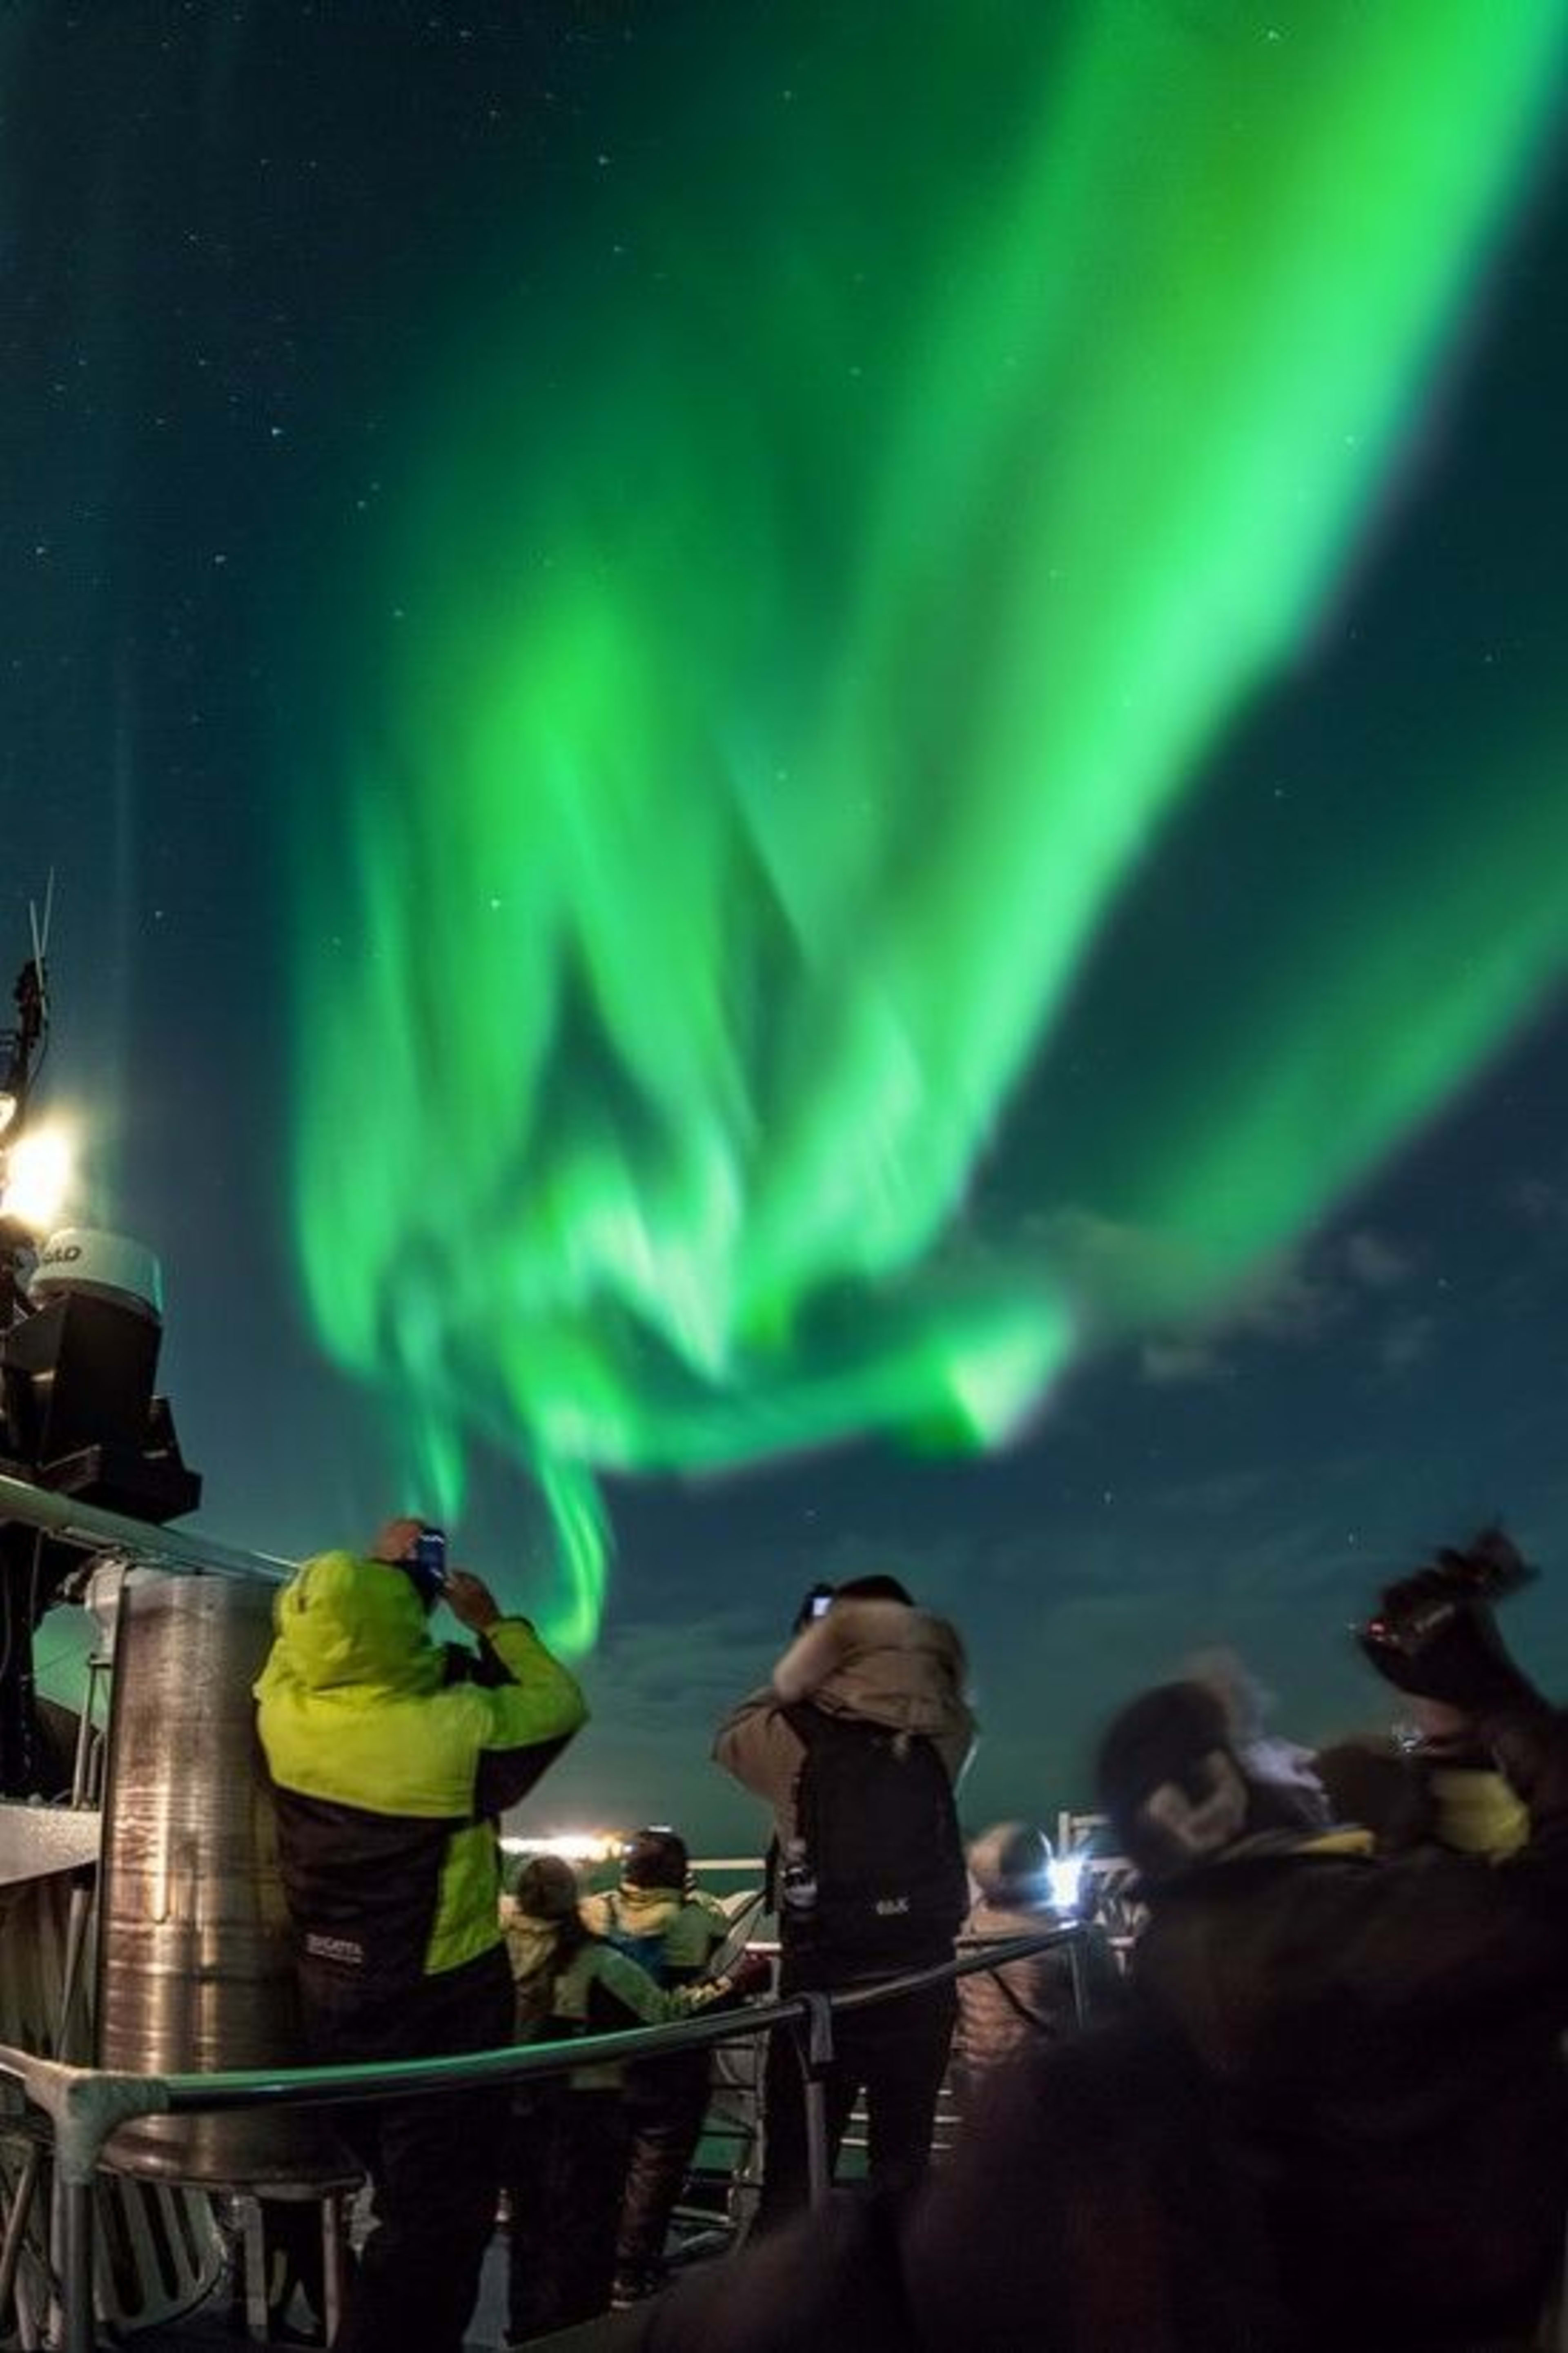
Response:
[255,1516,588,2353]
[501,1856,765,2346]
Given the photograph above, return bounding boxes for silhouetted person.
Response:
[952,1822,1120,2113]
[561,1528,1568,2353]
[256,1518,587,2353]
[579,1828,732,2304]
[1096,1527,1568,2349]
[503,1856,764,2345]
[715,1573,973,2228]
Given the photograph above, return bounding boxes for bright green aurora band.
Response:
[293,4,1568,1652]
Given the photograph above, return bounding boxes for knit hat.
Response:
[1095,1681,1246,1880]
[621,1827,688,1891]
[968,1821,1054,1906]
[513,1855,580,1919]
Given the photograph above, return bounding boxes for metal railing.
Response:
[0,1923,1089,2353]
[0,1471,295,1587]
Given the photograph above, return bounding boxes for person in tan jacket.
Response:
[714,1574,975,2228]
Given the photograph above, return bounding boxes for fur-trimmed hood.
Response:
[772,1597,973,1745]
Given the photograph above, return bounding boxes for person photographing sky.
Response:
[255,1516,588,2353]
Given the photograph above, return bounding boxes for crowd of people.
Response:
[249,1514,1568,2352]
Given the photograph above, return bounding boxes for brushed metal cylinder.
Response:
[95,1569,353,2186]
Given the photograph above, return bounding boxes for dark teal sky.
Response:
[2,4,1566,1846]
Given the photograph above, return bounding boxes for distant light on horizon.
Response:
[501,1829,623,1863]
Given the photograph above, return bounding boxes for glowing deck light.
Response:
[1,1126,75,1233]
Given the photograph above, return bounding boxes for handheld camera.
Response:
[408,1525,448,1602]
[793,1580,835,1633]
[1361,1529,1534,1652]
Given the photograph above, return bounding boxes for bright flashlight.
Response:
[1047,1852,1088,1916]
[0,1125,76,1231]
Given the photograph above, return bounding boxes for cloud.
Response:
[1139,1335,1228,1386]
[1376,1311,1438,1375]
[1504,1175,1568,1229]
[1342,1229,1414,1289]
[518,1435,1512,1850]
[584,1613,777,1742]
[1135,1224,1420,1384]
[1134,1256,1340,1380]
[1145,1467,1278,1518]
[1234,1263,1349,1345]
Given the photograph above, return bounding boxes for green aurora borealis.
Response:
[289,4,1568,1653]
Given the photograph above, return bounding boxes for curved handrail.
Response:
[0,1923,1086,2144]
[0,1470,292,1584]
[0,1923,1092,2351]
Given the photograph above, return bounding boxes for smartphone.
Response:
[808,1589,834,1620]
[413,1527,448,1590]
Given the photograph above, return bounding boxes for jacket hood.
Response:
[500,1897,564,1994]
[580,1883,681,1938]
[772,1597,971,1741]
[614,1883,684,1920]
[268,1549,444,1695]
[501,1897,569,1940]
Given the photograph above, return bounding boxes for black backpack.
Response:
[780,1704,967,1981]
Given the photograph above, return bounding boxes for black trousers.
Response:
[506,2088,630,2341]
[299,1945,513,2353]
[755,1977,956,2233]
[615,2050,713,2280]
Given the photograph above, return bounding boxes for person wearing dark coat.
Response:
[543,2009,1292,2353]
[255,1518,587,2353]
[1094,1527,1568,2351]
[550,1526,1568,2353]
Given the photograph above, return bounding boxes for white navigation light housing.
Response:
[29,1229,165,1325]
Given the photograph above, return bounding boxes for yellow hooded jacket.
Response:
[255,1550,587,1990]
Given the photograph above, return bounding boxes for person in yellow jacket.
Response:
[254,1516,587,2353]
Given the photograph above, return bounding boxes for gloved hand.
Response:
[1359,1573,1538,1718]
[1401,1696,1491,1768]
[719,1950,773,2001]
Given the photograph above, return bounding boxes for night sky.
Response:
[4,4,1567,1850]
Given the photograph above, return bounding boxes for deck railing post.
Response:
[60,2173,95,2353]
[798,1991,836,2211]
